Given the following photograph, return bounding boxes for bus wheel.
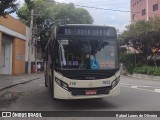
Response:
[45,72,49,87]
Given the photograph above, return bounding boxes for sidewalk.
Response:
[0,73,44,91]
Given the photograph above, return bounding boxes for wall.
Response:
[148,0,160,18]
[131,0,147,22]
[12,38,26,75]
[0,15,26,36]
[131,0,160,23]
[0,15,27,75]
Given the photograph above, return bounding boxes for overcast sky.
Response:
[16,0,131,33]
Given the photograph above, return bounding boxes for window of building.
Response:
[142,9,146,16]
[153,4,158,11]
[132,14,135,20]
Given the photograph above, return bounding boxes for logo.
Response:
[88,82,93,87]
[2,112,11,117]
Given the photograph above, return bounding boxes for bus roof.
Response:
[59,24,116,29]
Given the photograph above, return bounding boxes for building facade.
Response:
[0,15,41,75]
[131,0,160,23]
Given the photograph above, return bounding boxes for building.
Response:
[0,15,41,75]
[131,0,160,23]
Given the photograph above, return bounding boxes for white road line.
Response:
[122,85,160,94]
[154,89,160,93]
[120,83,160,89]
[131,86,137,88]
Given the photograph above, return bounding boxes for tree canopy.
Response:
[17,0,94,53]
[17,0,93,27]
[0,0,19,17]
[120,17,160,64]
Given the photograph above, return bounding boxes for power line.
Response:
[74,4,130,12]
[48,1,160,15]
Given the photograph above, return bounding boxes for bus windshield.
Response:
[55,39,118,70]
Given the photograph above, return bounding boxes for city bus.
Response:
[44,24,120,100]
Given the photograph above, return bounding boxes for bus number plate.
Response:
[85,90,97,95]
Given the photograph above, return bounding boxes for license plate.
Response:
[85,90,97,95]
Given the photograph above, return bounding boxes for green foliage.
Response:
[120,53,146,73]
[133,66,160,76]
[0,0,19,17]
[121,18,160,65]
[120,53,135,73]
[17,0,93,26]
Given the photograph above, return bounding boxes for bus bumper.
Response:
[54,82,120,100]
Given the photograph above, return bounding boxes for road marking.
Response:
[131,86,137,88]
[154,89,160,93]
[122,85,160,94]
[120,83,160,89]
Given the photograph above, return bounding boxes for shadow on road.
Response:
[51,98,118,111]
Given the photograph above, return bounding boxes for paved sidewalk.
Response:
[0,73,44,91]
[127,73,160,81]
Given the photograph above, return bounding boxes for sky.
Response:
[15,0,131,33]
[55,0,131,33]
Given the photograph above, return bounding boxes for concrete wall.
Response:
[0,15,27,75]
[0,15,26,35]
[12,38,26,75]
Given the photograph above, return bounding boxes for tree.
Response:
[0,0,19,17]
[17,0,93,26]
[17,0,94,52]
[121,19,160,65]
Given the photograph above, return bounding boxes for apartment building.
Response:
[131,0,160,23]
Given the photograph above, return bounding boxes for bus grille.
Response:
[69,86,111,96]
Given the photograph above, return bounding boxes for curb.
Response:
[0,76,44,91]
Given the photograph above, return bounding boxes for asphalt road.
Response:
[0,75,160,120]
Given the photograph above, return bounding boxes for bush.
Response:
[120,53,160,76]
[133,66,160,76]
[120,53,145,73]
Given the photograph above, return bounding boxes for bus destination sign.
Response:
[58,27,116,36]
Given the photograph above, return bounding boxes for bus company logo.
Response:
[88,82,93,87]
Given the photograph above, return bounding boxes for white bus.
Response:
[44,24,120,100]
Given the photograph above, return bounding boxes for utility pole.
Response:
[28,9,33,74]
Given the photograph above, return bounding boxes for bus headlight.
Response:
[111,76,120,88]
[55,78,69,91]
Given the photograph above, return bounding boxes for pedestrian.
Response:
[37,63,41,74]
